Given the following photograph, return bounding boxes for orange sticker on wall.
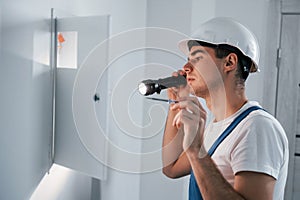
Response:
[58,32,65,43]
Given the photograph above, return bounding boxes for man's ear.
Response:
[224,53,238,72]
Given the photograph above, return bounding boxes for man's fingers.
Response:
[172,112,182,128]
[171,70,186,77]
[170,99,200,116]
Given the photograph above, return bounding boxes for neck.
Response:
[204,81,248,122]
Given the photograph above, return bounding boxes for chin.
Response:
[194,88,207,98]
[189,87,200,97]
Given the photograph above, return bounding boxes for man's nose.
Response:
[183,62,193,74]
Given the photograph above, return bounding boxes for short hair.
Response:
[187,40,252,81]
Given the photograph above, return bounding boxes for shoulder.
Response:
[229,107,289,179]
[232,107,288,152]
[242,108,287,140]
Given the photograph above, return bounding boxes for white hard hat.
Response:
[178,17,260,73]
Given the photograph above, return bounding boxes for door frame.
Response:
[263,1,300,199]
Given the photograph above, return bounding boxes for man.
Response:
[162,17,289,200]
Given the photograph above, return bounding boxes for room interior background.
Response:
[1,0,299,199]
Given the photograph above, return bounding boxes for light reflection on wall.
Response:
[30,164,91,200]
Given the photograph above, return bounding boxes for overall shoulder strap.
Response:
[188,106,263,200]
[207,106,263,156]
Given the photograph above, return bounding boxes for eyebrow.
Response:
[191,49,206,56]
[190,49,207,56]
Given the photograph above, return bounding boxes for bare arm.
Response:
[234,171,275,200]
[162,71,192,178]
[162,108,191,178]
[187,150,275,200]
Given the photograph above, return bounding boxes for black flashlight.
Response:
[138,75,186,96]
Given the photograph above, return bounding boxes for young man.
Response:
[162,17,289,200]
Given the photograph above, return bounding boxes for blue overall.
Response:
[188,106,263,200]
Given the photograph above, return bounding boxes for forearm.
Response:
[162,76,189,162]
[187,151,245,200]
[162,109,183,166]
[162,108,192,178]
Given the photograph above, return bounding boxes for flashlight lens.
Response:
[138,83,148,95]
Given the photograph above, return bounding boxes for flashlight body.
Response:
[138,75,186,96]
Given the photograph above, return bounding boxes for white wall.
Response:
[0,0,278,199]
[0,0,53,199]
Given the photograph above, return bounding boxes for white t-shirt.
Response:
[203,101,289,200]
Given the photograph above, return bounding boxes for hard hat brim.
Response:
[178,38,258,73]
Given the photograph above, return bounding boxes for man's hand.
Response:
[167,70,190,100]
[170,96,207,158]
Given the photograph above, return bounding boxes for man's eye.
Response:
[192,57,202,63]
[195,57,202,61]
